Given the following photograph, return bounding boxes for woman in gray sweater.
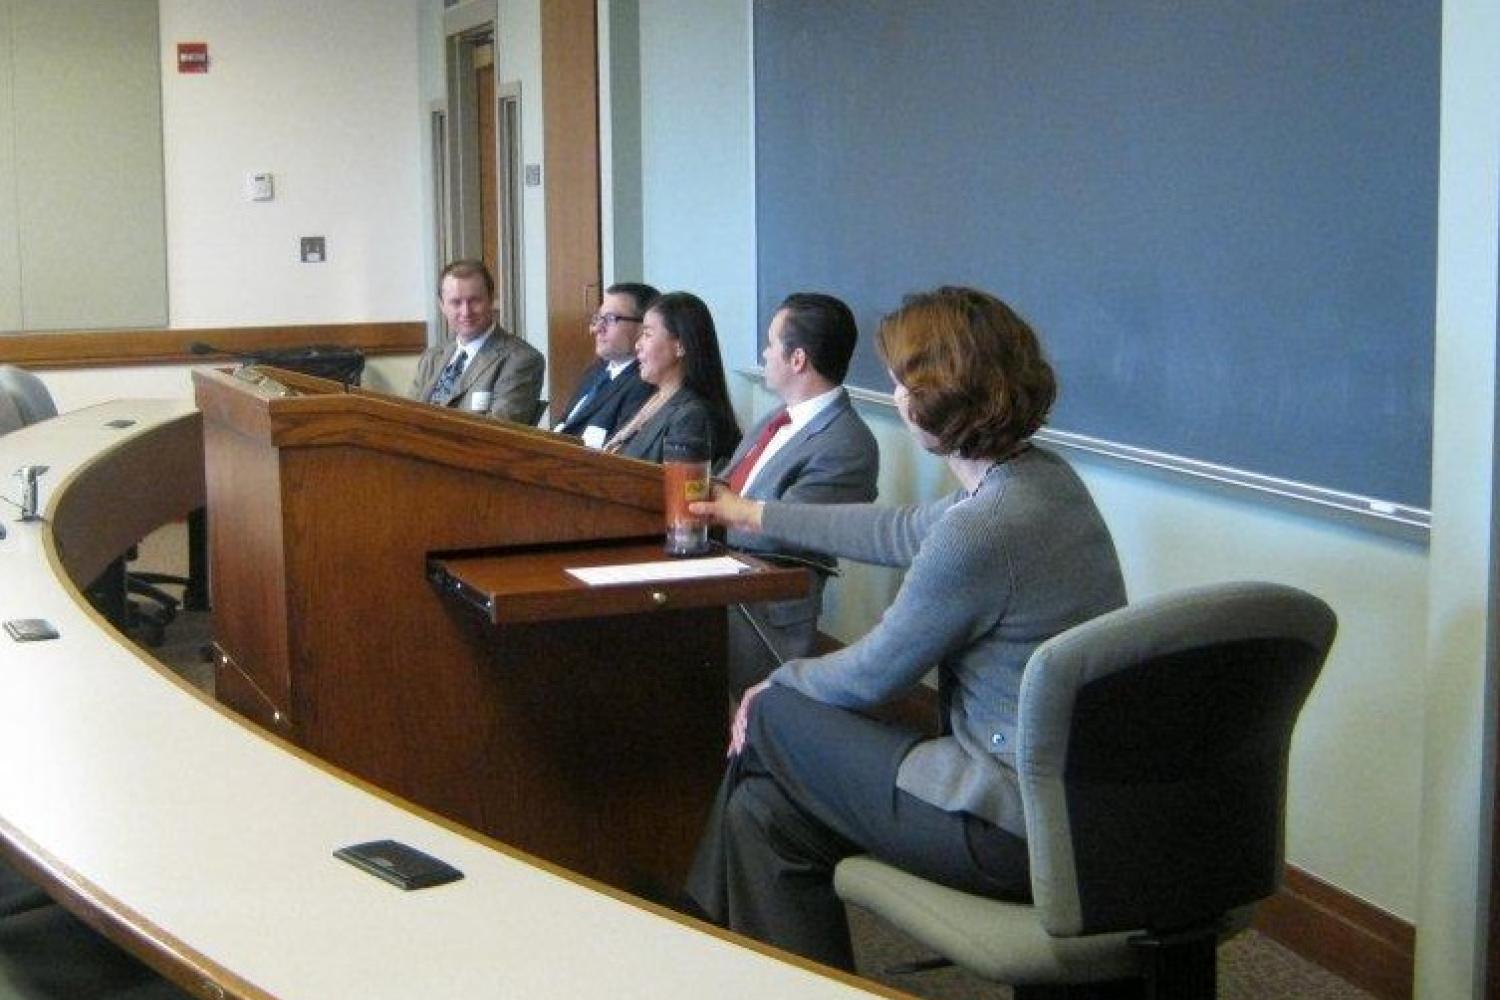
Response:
[684,286,1127,970]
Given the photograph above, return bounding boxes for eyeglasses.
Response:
[589,312,643,329]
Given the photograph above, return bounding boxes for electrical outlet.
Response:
[300,236,326,263]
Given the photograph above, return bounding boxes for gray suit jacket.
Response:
[723,389,878,693]
[614,387,718,464]
[409,325,545,424]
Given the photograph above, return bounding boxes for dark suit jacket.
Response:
[722,389,879,693]
[614,387,725,464]
[555,358,654,438]
[409,325,545,424]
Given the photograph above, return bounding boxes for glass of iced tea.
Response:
[662,436,711,556]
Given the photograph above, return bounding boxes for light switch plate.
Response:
[245,172,274,201]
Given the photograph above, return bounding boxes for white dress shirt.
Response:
[738,385,842,492]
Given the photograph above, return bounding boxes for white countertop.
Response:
[0,400,900,1000]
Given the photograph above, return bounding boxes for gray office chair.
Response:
[0,395,19,434]
[0,365,59,430]
[0,895,195,998]
[0,393,22,436]
[834,581,1337,1000]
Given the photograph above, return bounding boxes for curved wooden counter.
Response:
[0,401,900,1000]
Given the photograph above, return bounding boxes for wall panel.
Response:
[10,0,166,330]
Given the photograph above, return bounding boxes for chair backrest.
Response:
[0,388,23,435]
[1017,581,1336,938]
[0,366,59,428]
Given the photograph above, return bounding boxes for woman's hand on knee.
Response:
[728,679,772,757]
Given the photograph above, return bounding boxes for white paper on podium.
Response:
[566,556,751,586]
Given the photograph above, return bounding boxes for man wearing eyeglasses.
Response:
[553,282,659,447]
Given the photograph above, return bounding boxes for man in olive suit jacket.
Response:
[409,259,544,424]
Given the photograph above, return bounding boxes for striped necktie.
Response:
[429,350,468,403]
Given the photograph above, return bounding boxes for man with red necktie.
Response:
[718,292,879,696]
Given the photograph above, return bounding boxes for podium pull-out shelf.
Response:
[428,538,809,625]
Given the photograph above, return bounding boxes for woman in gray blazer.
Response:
[603,291,740,465]
[684,286,1127,970]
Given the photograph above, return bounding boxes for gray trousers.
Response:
[726,569,828,698]
[684,684,1031,971]
[726,600,816,698]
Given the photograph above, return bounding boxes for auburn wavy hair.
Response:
[876,286,1056,460]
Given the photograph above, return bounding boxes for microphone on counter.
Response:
[189,340,252,356]
[189,342,269,386]
[189,341,260,365]
[189,341,356,370]
[15,464,48,521]
[190,342,358,394]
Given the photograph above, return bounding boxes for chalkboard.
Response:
[755,1,1439,510]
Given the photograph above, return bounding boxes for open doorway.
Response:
[439,0,601,414]
[442,25,523,335]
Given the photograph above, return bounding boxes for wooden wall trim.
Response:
[1253,866,1415,1000]
[838,645,1415,998]
[540,0,602,414]
[0,321,426,370]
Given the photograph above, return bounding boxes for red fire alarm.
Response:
[177,42,209,74]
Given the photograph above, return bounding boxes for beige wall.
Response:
[0,1,16,332]
[24,3,434,410]
[38,356,419,415]
[158,0,431,328]
[1414,0,1500,992]
[1,0,167,331]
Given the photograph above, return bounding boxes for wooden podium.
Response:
[192,367,806,899]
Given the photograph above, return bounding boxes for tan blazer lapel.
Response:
[445,332,502,405]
